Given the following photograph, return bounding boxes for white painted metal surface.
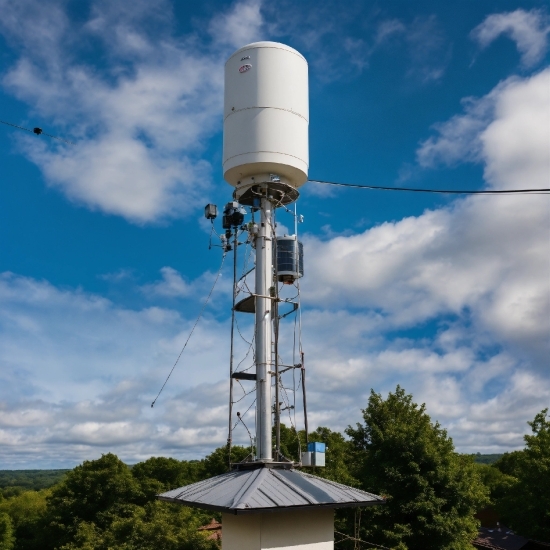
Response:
[222,509,334,550]
[223,41,309,189]
[255,194,273,461]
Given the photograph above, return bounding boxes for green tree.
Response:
[60,502,219,550]
[306,427,358,486]
[46,453,143,548]
[495,409,550,541]
[0,489,50,550]
[475,464,516,505]
[201,445,252,477]
[0,513,15,550]
[346,386,488,550]
[493,450,525,479]
[131,457,203,500]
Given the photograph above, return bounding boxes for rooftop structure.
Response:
[158,465,383,514]
[158,40,384,549]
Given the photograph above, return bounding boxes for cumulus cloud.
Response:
[471,8,550,67]
[299,68,550,452]
[264,2,449,83]
[143,267,192,298]
[417,68,550,178]
[208,0,264,49]
[0,271,245,467]
[0,0,263,223]
[307,69,550,366]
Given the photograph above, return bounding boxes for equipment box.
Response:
[307,442,326,453]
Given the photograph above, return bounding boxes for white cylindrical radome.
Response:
[223,42,309,189]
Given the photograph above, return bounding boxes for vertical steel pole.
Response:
[255,193,273,461]
[301,352,309,445]
[227,230,238,468]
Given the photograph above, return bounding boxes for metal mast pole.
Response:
[227,229,238,467]
[255,191,273,461]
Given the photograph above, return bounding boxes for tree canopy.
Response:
[346,386,488,550]
[1,396,547,549]
[494,408,550,541]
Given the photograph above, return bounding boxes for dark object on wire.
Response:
[309,178,550,195]
[1,119,74,144]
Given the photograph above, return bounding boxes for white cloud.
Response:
[0,0,264,223]
[143,267,192,298]
[307,71,550,369]
[373,19,406,46]
[0,270,247,467]
[296,68,550,453]
[416,81,503,168]
[264,3,449,84]
[404,15,450,83]
[417,68,550,180]
[471,9,550,67]
[208,0,264,50]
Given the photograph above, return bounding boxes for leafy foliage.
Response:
[1,400,547,548]
[494,409,550,541]
[202,445,252,477]
[0,513,15,550]
[0,490,49,550]
[45,453,144,547]
[59,502,218,550]
[0,471,68,495]
[346,386,488,550]
[472,454,503,465]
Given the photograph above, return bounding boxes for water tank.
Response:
[275,236,303,283]
[223,42,309,191]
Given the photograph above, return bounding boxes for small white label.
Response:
[239,64,252,73]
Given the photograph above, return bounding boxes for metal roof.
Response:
[473,527,528,550]
[157,466,384,514]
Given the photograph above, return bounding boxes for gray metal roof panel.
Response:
[158,467,384,514]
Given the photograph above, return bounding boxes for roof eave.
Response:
[157,495,386,515]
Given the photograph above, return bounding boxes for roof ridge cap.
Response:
[231,467,267,509]
[297,470,383,500]
[270,468,317,505]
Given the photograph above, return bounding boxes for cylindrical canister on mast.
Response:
[223,42,309,190]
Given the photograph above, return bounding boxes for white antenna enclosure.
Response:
[223,42,309,192]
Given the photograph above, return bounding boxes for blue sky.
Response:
[0,0,548,468]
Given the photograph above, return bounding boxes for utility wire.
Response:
[309,178,550,195]
[334,531,391,549]
[151,252,227,407]
[1,119,74,144]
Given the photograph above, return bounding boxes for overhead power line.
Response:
[1,119,74,144]
[309,179,550,195]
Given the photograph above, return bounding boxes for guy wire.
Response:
[150,251,227,408]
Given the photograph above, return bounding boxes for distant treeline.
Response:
[0,454,502,491]
[0,387,547,550]
[0,471,69,496]
[472,454,503,465]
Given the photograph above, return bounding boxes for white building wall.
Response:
[222,509,334,550]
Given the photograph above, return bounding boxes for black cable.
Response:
[1,119,74,144]
[236,411,255,450]
[309,178,550,195]
[151,251,227,407]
